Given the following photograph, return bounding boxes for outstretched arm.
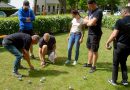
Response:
[22,49,34,69]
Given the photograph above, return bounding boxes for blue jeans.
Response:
[4,45,22,73]
[68,33,81,61]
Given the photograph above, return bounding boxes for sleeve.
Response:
[93,10,103,20]
[53,37,56,44]
[114,19,121,31]
[18,9,26,22]
[39,38,44,48]
[71,18,75,24]
[30,9,35,21]
[23,38,32,51]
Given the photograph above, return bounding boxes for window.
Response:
[53,6,55,12]
[37,5,40,12]
[48,6,50,12]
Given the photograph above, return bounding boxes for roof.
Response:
[0,2,15,8]
[46,0,59,4]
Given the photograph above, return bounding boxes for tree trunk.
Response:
[34,0,37,15]
[58,0,66,14]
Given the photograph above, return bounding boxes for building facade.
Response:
[9,0,60,14]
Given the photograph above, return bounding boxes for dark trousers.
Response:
[112,42,130,82]
[4,45,22,73]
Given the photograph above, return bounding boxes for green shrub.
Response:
[0,15,72,35]
[34,15,71,35]
[0,17,19,35]
[0,14,120,35]
[102,15,120,29]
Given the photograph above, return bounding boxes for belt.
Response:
[71,32,81,34]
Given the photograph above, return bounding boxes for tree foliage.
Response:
[66,0,125,12]
[0,0,8,3]
[79,0,87,10]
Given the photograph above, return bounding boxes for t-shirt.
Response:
[88,8,103,35]
[39,35,56,50]
[114,16,130,46]
[3,33,32,51]
[70,18,83,33]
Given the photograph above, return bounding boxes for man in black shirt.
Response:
[39,33,56,67]
[83,0,103,73]
[106,7,130,86]
[2,33,39,77]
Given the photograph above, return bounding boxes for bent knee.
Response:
[42,45,48,49]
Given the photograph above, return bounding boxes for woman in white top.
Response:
[65,10,84,65]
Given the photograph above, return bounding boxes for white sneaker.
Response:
[72,61,77,65]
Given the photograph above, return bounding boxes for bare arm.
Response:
[67,22,73,40]
[106,29,119,49]
[86,17,97,26]
[39,48,44,62]
[22,49,34,69]
[79,25,85,43]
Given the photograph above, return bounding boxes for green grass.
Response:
[0,28,130,90]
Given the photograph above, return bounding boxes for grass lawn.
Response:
[0,28,130,90]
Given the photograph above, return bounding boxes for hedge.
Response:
[34,15,71,35]
[0,14,120,35]
[102,15,120,29]
[0,15,72,35]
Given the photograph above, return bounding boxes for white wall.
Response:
[9,0,34,9]
[37,0,45,12]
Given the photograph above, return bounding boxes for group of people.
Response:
[2,0,56,78]
[2,0,130,86]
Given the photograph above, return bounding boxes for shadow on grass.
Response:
[54,57,67,66]
[54,57,75,67]
[115,82,130,90]
[28,69,68,77]
[96,62,130,73]
[96,62,112,72]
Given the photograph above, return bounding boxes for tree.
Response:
[79,0,87,10]
[0,0,8,2]
[67,0,77,10]
[58,0,66,14]
[106,0,120,14]
[33,0,37,15]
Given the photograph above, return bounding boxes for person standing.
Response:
[2,33,39,78]
[106,7,130,86]
[65,10,84,65]
[83,0,103,73]
[18,0,35,59]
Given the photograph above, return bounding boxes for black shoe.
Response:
[108,79,117,86]
[89,66,96,73]
[83,63,92,67]
[19,65,27,69]
[121,80,128,86]
[30,55,35,59]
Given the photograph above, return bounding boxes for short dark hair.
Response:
[122,6,130,14]
[71,10,79,15]
[23,0,30,6]
[87,0,96,4]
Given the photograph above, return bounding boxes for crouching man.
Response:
[2,32,39,77]
[39,33,56,67]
